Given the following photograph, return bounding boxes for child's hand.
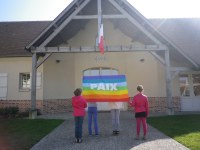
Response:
[129,97,132,103]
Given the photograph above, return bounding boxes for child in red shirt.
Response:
[72,88,87,143]
[130,85,149,140]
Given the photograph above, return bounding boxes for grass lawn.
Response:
[147,115,200,150]
[0,118,64,150]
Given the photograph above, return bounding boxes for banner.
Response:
[82,75,129,102]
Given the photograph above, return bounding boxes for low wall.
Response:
[128,97,181,112]
[0,97,180,114]
[0,100,43,113]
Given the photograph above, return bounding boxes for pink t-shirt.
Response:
[72,96,87,116]
[130,93,149,115]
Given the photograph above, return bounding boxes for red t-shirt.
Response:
[72,96,87,116]
[130,93,149,115]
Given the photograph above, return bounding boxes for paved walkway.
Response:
[31,111,189,150]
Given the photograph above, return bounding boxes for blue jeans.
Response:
[74,116,84,139]
[88,107,99,135]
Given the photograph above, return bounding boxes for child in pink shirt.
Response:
[130,85,149,140]
[72,88,87,143]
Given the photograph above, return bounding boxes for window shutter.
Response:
[0,73,7,100]
[36,72,42,89]
[30,72,42,89]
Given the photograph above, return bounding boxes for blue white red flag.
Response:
[98,23,104,54]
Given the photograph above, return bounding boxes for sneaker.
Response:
[142,136,147,140]
[134,136,140,140]
[78,138,82,143]
[95,134,99,136]
[116,131,120,134]
[75,138,79,143]
[112,131,117,135]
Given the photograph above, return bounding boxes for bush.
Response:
[0,107,19,117]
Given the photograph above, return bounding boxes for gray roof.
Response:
[0,21,50,57]
[150,18,200,66]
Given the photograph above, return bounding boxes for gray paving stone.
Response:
[31,111,189,150]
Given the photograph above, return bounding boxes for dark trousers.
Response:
[74,116,84,139]
[88,107,99,135]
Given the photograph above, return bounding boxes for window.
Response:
[192,74,200,96]
[179,73,200,97]
[179,74,190,96]
[83,67,118,76]
[19,73,31,90]
[19,72,42,90]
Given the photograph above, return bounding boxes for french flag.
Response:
[98,23,104,54]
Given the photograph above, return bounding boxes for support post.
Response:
[29,52,37,119]
[165,49,174,115]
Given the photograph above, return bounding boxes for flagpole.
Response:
[97,0,102,45]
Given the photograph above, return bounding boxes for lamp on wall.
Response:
[56,60,60,63]
[140,58,145,62]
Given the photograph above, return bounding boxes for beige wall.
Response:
[43,53,75,99]
[73,52,169,97]
[0,53,184,101]
[42,52,170,99]
[0,57,43,100]
[68,20,133,46]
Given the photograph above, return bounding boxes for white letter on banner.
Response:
[105,83,110,90]
[90,84,98,89]
[97,83,105,90]
[110,83,117,91]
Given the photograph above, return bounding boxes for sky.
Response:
[0,0,200,22]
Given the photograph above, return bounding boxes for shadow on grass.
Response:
[0,118,64,150]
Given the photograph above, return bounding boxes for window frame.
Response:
[19,72,42,91]
[19,72,31,91]
[83,67,119,76]
[179,72,200,98]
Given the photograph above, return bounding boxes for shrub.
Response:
[0,107,19,117]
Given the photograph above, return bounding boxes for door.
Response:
[179,73,200,111]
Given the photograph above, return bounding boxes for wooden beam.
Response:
[73,14,126,19]
[26,0,78,49]
[30,53,37,119]
[39,0,90,47]
[164,49,174,115]
[34,45,167,53]
[170,67,192,72]
[150,51,165,65]
[37,53,52,68]
[122,0,199,69]
[108,0,162,45]
[171,71,179,80]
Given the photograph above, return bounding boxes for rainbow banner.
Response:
[82,75,129,102]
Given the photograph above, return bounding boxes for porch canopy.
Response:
[25,0,199,118]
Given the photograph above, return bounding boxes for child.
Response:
[109,102,123,135]
[129,85,149,140]
[72,88,87,143]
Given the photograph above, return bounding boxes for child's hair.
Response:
[137,85,144,92]
[74,88,82,96]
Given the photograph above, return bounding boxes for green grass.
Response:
[0,118,64,150]
[147,115,200,150]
